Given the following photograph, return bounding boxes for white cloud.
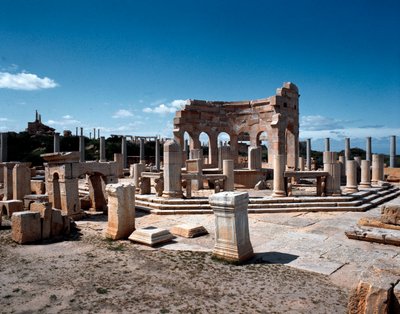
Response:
[62,114,72,119]
[143,99,186,114]
[0,71,58,90]
[301,115,344,131]
[0,117,9,122]
[47,115,80,126]
[112,109,134,118]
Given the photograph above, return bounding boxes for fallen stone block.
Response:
[358,217,400,231]
[11,211,41,244]
[345,226,400,246]
[128,227,174,246]
[0,200,24,217]
[381,204,400,226]
[30,202,52,240]
[170,224,208,238]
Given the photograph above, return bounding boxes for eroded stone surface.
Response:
[381,204,400,226]
[11,211,41,244]
[170,224,208,238]
[128,226,174,246]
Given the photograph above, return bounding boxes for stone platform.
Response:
[135,185,400,215]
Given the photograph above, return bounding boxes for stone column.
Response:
[248,146,261,170]
[155,138,160,171]
[306,138,311,170]
[209,191,254,263]
[359,160,371,188]
[133,163,146,191]
[218,146,232,170]
[223,160,234,191]
[344,160,358,194]
[338,155,346,183]
[272,154,286,197]
[323,152,341,195]
[0,132,7,162]
[325,138,330,152]
[371,154,384,185]
[139,138,145,164]
[366,137,372,162]
[12,163,31,200]
[3,163,17,200]
[298,157,305,171]
[354,156,362,183]
[105,183,135,240]
[79,128,85,162]
[390,135,396,168]
[53,132,60,153]
[162,140,182,198]
[121,136,127,169]
[99,136,106,162]
[345,138,350,160]
[114,153,124,178]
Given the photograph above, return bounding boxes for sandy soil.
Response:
[0,215,349,314]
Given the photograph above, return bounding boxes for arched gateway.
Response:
[173,82,299,169]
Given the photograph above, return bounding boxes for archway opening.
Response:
[87,172,107,212]
[257,131,269,166]
[238,132,250,168]
[183,131,191,159]
[199,132,211,165]
[53,172,62,210]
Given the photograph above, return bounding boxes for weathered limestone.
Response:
[209,191,254,263]
[13,163,31,201]
[53,132,60,153]
[133,163,146,191]
[128,226,174,246]
[31,179,45,194]
[190,148,203,161]
[306,138,311,170]
[114,153,124,178]
[338,155,346,183]
[2,162,18,200]
[248,146,262,170]
[359,160,371,188]
[223,160,234,191]
[186,158,203,190]
[99,136,106,162]
[323,152,341,195]
[139,138,145,164]
[298,156,305,171]
[371,154,384,185]
[105,183,135,240]
[324,138,330,152]
[155,138,160,171]
[121,136,127,169]
[345,137,351,160]
[366,136,372,162]
[381,204,400,226]
[0,132,7,162]
[218,146,232,170]
[272,154,286,197]
[170,224,208,238]
[390,135,396,168]
[30,202,52,239]
[162,140,183,198]
[11,211,41,244]
[0,200,23,217]
[344,160,359,194]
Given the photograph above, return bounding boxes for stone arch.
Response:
[217,132,230,147]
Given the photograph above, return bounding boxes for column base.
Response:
[272,190,286,198]
[344,186,359,194]
[162,191,183,198]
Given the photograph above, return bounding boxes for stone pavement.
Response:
[135,195,400,288]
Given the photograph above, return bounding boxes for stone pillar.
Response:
[338,155,346,183]
[133,163,146,191]
[359,160,371,188]
[53,132,60,153]
[105,183,135,240]
[114,153,124,178]
[3,163,16,200]
[121,136,127,169]
[0,132,7,162]
[272,154,286,197]
[99,136,106,162]
[218,146,232,169]
[155,138,160,171]
[298,157,305,171]
[248,146,261,170]
[209,191,254,263]
[345,137,350,160]
[323,152,341,195]
[162,140,183,198]
[223,160,234,191]
[306,138,311,170]
[390,135,396,168]
[139,138,145,164]
[344,160,358,194]
[13,163,31,201]
[366,137,372,162]
[371,154,384,185]
[325,138,330,152]
[79,129,85,162]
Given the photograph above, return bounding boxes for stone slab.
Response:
[345,226,400,246]
[170,224,208,238]
[128,226,174,246]
[11,211,42,244]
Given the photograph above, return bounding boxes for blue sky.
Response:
[0,0,399,153]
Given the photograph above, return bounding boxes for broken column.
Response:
[105,183,135,240]
[139,138,145,164]
[366,137,372,162]
[99,136,106,162]
[344,160,359,194]
[209,191,254,263]
[272,154,286,197]
[79,128,85,162]
[13,163,31,201]
[162,140,183,198]
[323,152,341,195]
[248,146,261,170]
[390,135,396,168]
[223,160,234,191]
[345,138,350,160]
[306,138,311,170]
[53,132,60,153]
[359,160,371,188]
[371,154,384,185]
[155,138,160,171]
[121,136,127,169]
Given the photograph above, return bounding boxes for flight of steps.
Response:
[135,185,400,215]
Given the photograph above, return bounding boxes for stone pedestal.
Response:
[133,163,146,191]
[272,154,286,197]
[359,160,371,188]
[129,227,173,246]
[248,146,262,170]
[344,160,359,194]
[13,163,31,201]
[209,192,254,263]
[11,211,41,244]
[223,160,234,191]
[323,152,341,195]
[105,183,135,240]
[162,140,183,198]
[371,154,384,185]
